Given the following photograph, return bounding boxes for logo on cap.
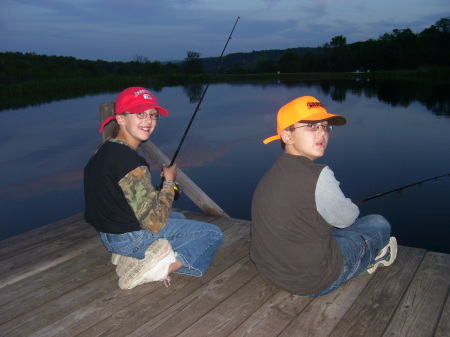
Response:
[133,89,149,96]
[306,101,324,109]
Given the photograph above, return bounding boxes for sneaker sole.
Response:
[118,239,172,290]
[366,237,398,274]
[115,239,171,277]
[115,255,140,277]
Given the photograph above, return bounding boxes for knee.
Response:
[169,211,186,219]
[366,214,391,235]
[209,225,224,246]
[214,226,225,244]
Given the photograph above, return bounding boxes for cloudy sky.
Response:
[1,0,448,62]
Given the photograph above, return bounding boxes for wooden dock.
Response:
[0,210,448,337]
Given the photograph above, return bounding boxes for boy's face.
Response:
[280,121,330,161]
[116,108,158,149]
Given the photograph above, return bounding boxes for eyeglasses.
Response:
[121,112,160,120]
[288,124,333,133]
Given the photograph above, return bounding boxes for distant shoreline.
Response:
[1,69,449,112]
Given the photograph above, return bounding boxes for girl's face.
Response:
[116,108,158,149]
[281,121,330,161]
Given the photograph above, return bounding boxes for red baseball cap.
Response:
[99,87,169,133]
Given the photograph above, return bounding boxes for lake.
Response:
[1,78,449,253]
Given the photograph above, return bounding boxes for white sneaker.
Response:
[366,237,398,274]
[115,255,141,277]
[118,239,172,290]
[142,250,177,286]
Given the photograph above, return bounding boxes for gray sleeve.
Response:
[315,166,359,228]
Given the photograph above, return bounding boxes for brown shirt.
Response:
[250,153,343,295]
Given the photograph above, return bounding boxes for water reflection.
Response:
[183,83,204,103]
[260,78,450,117]
[2,77,449,118]
[0,79,449,254]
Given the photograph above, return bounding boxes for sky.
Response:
[1,0,449,63]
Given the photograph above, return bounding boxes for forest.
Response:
[210,17,450,74]
[0,17,449,97]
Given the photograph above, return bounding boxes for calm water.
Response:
[1,79,449,253]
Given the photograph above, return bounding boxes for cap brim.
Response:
[302,113,346,125]
[263,135,281,144]
[127,104,168,116]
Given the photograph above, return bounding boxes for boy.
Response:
[250,96,397,296]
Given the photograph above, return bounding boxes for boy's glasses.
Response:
[288,124,333,133]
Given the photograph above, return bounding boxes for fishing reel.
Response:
[156,180,182,201]
[173,182,182,201]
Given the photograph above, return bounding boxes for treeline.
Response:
[0,17,449,93]
[0,53,185,86]
[203,17,450,74]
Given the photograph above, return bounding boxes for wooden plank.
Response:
[228,291,314,337]
[382,251,450,337]
[0,226,99,289]
[1,210,449,337]
[27,276,168,337]
[0,245,108,325]
[0,213,241,332]
[0,213,85,259]
[0,270,120,337]
[176,273,280,337]
[129,258,258,337]
[34,220,250,337]
[434,288,450,337]
[278,272,374,337]
[99,101,115,143]
[139,140,229,217]
[329,246,426,337]
[175,208,236,233]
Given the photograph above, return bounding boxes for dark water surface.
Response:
[1,79,449,253]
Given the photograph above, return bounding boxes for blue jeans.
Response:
[311,214,391,297]
[99,212,224,277]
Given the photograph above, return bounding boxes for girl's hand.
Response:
[161,163,177,181]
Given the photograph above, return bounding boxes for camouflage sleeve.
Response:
[118,166,175,233]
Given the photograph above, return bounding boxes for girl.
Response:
[84,87,224,289]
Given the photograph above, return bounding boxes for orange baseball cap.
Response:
[263,96,346,144]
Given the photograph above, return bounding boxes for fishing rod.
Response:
[158,16,240,193]
[355,173,449,204]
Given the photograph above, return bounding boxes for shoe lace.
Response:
[160,276,171,287]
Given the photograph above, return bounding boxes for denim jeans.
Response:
[99,212,224,277]
[311,214,391,297]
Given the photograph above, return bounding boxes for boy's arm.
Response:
[315,166,359,228]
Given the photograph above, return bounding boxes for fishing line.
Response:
[355,173,449,204]
[158,16,240,193]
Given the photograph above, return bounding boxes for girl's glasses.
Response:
[122,112,160,120]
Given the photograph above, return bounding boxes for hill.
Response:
[200,47,319,73]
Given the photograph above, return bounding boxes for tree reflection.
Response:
[275,78,450,117]
[1,78,448,118]
[182,83,204,103]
